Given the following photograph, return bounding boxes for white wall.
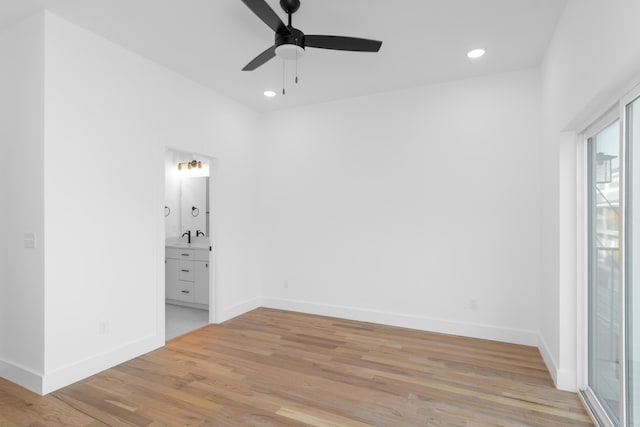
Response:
[180,178,207,237]
[0,13,46,392]
[259,69,542,345]
[0,15,5,373]
[540,0,640,391]
[164,153,182,238]
[0,15,6,378]
[39,13,263,393]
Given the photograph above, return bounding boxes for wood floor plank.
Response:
[0,378,105,426]
[0,308,592,426]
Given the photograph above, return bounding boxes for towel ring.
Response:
[164,206,171,217]
[192,206,200,217]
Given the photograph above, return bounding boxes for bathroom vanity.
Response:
[165,243,210,309]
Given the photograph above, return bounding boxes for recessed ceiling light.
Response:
[467,49,486,59]
[264,90,277,98]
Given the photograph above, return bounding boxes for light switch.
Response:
[24,232,36,249]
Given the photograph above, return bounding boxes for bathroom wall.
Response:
[164,154,181,238]
[180,177,207,237]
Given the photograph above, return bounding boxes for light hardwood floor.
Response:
[0,308,592,426]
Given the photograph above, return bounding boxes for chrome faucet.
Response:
[181,230,191,244]
[196,230,205,237]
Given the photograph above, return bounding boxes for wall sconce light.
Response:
[178,160,202,171]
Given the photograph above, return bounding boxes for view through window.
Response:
[588,120,621,424]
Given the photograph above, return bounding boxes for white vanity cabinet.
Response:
[194,260,210,305]
[165,247,209,308]
[165,257,192,301]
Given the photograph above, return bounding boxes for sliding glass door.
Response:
[626,94,640,427]
[588,119,622,426]
[584,88,640,427]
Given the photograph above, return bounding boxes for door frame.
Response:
[578,107,622,427]
[578,83,640,426]
[162,147,219,341]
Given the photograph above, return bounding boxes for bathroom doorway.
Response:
[164,148,216,340]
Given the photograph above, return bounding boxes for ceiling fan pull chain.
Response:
[295,38,299,84]
[282,59,286,95]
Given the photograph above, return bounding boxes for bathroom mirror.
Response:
[165,151,210,240]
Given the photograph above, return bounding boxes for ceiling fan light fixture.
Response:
[264,90,277,97]
[275,44,305,60]
[467,48,486,59]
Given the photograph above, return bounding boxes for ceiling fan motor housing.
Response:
[280,0,300,14]
[275,27,305,48]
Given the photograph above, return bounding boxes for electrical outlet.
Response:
[99,320,110,335]
[23,232,36,249]
[283,280,289,289]
[469,298,478,310]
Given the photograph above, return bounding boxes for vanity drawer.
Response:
[166,248,194,260]
[167,282,195,303]
[178,260,194,282]
[194,249,209,262]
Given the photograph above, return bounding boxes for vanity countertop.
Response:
[165,240,210,250]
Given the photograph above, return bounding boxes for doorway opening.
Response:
[164,148,216,340]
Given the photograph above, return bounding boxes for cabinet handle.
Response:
[181,253,190,257]
[181,269,190,273]
[181,290,190,294]
[205,263,208,268]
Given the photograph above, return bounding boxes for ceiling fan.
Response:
[240,0,383,71]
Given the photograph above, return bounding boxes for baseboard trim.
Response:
[538,334,559,385]
[165,299,208,311]
[0,358,44,394]
[1,297,262,395]
[40,334,163,395]
[555,368,577,392]
[1,301,563,395]
[218,298,262,323]
[261,297,539,346]
[537,333,576,392]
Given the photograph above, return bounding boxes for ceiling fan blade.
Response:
[242,45,277,71]
[305,35,382,52]
[241,0,291,34]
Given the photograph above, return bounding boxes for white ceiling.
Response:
[0,0,566,112]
